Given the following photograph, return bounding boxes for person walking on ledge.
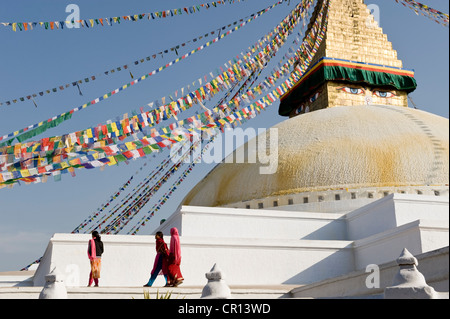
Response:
[167,227,184,287]
[144,231,169,287]
[87,231,104,287]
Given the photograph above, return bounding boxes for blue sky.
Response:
[0,0,448,271]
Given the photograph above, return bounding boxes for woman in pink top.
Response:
[87,231,104,287]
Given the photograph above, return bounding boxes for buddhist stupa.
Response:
[182,0,449,209]
[26,0,449,294]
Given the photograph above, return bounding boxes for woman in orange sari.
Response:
[167,227,184,287]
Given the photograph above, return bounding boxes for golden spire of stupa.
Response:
[279,0,417,117]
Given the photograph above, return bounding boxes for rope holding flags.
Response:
[0,1,286,108]
[6,0,326,216]
[0,0,318,187]
[394,0,449,26]
[0,0,314,180]
[73,140,197,234]
[0,0,252,32]
[0,0,285,147]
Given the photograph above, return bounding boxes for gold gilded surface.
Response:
[183,106,449,207]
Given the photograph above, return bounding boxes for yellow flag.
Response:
[107,156,117,166]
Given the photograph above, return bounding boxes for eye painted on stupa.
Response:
[373,90,396,98]
[337,87,365,95]
[309,92,320,102]
[295,105,304,115]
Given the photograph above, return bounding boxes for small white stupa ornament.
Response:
[384,248,438,299]
[39,267,68,299]
[201,263,231,299]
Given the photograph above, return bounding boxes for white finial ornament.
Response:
[384,248,438,299]
[201,263,232,299]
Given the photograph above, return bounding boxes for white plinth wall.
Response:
[33,194,449,289]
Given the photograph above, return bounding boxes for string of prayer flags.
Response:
[394,0,449,26]
[127,137,216,235]
[20,257,42,271]
[0,1,286,107]
[0,0,252,32]
[72,163,142,233]
[73,142,189,233]
[0,0,283,146]
[0,0,315,176]
[101,139,205,234]
[0,0,321,187]
[108,132,214,235]
[0,98,234,186]
[0,0,312,169]
[0,130,190,186]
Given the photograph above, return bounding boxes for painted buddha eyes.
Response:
[338,86,396,98]
[373,90,396,98]
[294,91,321,115]
[295,105,304,115]
[338,87,365,95]
[309,92,320,102]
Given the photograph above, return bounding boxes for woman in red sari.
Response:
[144,231,169,287]
[167,227,184,287]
